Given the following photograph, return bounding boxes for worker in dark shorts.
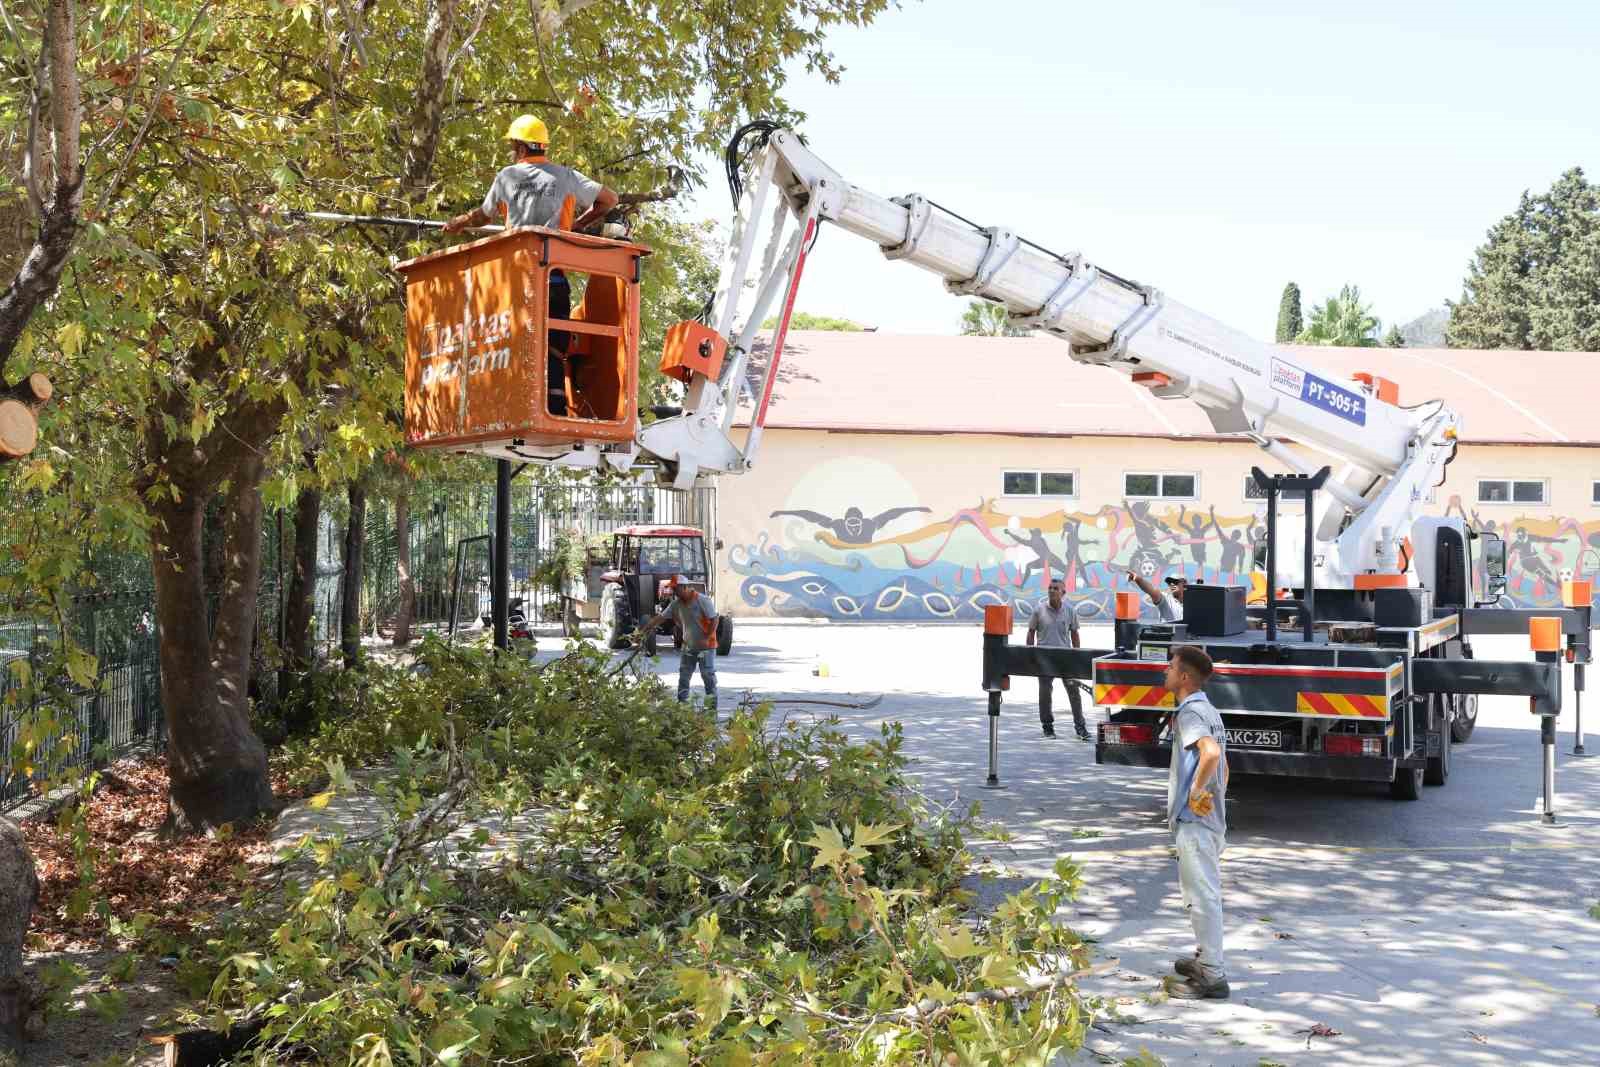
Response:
[1027,578,1088,740]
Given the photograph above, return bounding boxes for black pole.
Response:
[1575,663,1587,756]
[1255,467,1278,644]
[1303,481,1316,643]
[494,459,511,651]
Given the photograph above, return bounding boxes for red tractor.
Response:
[598,525,733,656]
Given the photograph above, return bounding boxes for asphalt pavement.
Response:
[629,620,1600,1067]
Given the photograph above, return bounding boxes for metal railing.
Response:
[1,479,715,810]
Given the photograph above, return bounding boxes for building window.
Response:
[1125,472,1197,500]
[1003,470,1076,497]
[1477,478,1547,505]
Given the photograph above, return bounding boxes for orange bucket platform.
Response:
[397,227,650,460]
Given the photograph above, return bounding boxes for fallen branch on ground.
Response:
[380,725,470,877]
[764,694,885,711]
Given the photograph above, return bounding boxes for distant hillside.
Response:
[1400,307,1449,347]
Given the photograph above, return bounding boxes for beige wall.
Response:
[716,429,1600,620]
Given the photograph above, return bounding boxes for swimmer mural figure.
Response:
[769,504,931,545]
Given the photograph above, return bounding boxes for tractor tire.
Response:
[716,616,733,656]
[602,591,631,650]
[1390,764,1423,801]
[1450,693,1478,743]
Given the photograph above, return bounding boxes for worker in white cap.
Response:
[645,575,719,708]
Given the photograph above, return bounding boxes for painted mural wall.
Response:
[720,432,1600,621]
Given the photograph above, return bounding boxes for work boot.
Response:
[1076,731,1091,742]
[1042,728,1058,739]
[1173,954,1200,979]
[1166,973,1229,1000]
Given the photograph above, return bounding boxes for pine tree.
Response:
[1448,168,1600,351]
[1275,282,1303,342]
[1382,324,1405,347]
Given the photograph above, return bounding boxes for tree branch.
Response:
[0,0,83,379]
[399,0,459,203]
[615,165,686,207]
[45,0,80,196]
[93,0,216,215]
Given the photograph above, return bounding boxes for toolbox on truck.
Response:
[397,227,649,459]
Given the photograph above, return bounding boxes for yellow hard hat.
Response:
[503,114,549,145]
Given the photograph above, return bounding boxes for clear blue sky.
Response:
[683,0,1599,339]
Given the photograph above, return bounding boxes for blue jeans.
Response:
[1175,821,1226,980]
[677,648,717,704]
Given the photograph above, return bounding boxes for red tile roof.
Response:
[736,332,1596,445]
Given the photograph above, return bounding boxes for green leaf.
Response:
[803,824,849,870]
[851,821,901,849]
[55,321,86,357]
[933,925,984,960]
[65,645,98,690]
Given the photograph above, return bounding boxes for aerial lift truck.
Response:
[399,122,1590,817]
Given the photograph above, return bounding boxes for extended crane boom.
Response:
[637,125,1459,592]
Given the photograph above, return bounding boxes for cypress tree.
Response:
[1275,282,1303,342]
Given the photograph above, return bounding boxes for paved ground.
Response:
[615,620,1600,1066]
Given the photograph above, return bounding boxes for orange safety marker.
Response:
[1529,616,1562,653]
[1353,372,1400,405]
[1114,591,1141,620]
[984,603,1013,635]
[1561,580,1592,608]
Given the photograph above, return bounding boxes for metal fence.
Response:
[354,481,717,637]
[1,592,163,808]
[1,479,715,809]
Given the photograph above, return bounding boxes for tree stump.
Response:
[0,399,38,461]
[0,816,38,1039]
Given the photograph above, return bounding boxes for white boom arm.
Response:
[636,128,1460,591]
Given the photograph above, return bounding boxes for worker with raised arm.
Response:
[443,115,619,234]
[1128,569,1185,623]
[1027,578,1088,741]
[644,575,719,709]
[1161,644,1230,999]
[443,115,619,415]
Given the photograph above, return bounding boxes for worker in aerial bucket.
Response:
[444,115,619,415]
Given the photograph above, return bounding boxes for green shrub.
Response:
[201,640,1090,1063]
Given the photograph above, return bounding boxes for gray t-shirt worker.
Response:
[649,576,719,707]
[1027,579,1087,740]
[441,115,618,415]
[1163,645,1230,1000]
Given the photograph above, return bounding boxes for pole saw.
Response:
[280,210,504,233]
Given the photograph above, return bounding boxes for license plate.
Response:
[1224,728,1281,748]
